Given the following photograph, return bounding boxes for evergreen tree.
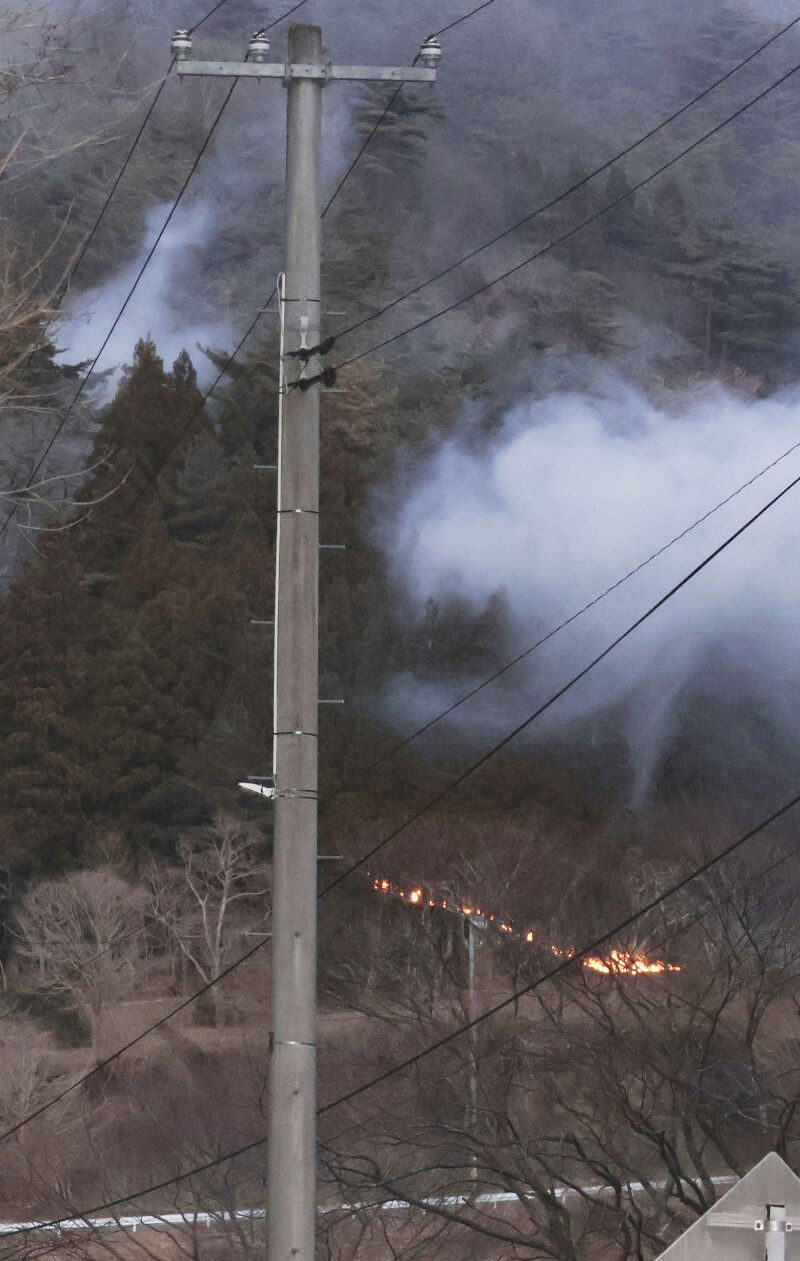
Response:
[76,338,210,567]
[0,538,87,871]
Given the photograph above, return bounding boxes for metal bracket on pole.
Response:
[658,1154,800,1258]
[178,62,437,83]
[709,1214,796,1230]
[710,1203,793,1261]
[174,26,439,1261]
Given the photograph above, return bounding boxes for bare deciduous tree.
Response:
[0,1018,67,1127]
[320,835,800,1261]
[146,813,269,1024]
[12,866,146,1055]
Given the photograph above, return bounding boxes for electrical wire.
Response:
[0,62,176,543]
[321,84,404,218]
[429,0,507,38]
[1,0,310,552]
[0,1135,268,1243]
[0,299,274,1143]
[59,67,175,314]
[0,0,259,551]
[3,398,794,1147]
[188,0,310,34]
[0,78,239,553]
[9,3,795,546]
[317,789,800,1116]
[0,936,267,1148]
[192,0,310,35]
[326,429,800,797]
[1,0,796,1176]
[330,55,800,375]
[321,11,800,350]
[82,292,273,555]
[320,0,531,217]
[320,827,800,1150]
[30,5,796,803]
[323,7,800,271]
[2,4,796,1095]
[4,787,797,1238]
[319,462,800,897]
[188,0,230,32]
[265,0,312,29]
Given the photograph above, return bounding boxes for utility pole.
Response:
[466,915,480,1180]
[171,24,440,1261]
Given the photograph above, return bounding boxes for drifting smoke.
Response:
[54,201,235,398]
[377,374,800,802]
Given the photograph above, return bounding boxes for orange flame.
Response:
[583,949,681,976]
[365,871,679,976]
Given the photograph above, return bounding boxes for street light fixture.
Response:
[238,780,276,800]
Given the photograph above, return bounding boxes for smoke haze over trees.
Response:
[4,0,800,1254]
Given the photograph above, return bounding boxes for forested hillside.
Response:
[2,1,800,1253]
[2,0,800,873]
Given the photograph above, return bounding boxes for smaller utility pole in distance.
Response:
[171,24,440,1261]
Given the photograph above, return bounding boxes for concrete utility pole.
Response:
[171,24,440,1261]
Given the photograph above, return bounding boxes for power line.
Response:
[191,0,311,35]
[265,0,312,29]
[322,0,515,217]
[321,84,404,218]
[0,301,274,1144]
[321,827,800,1150]
[4,788,797,1238]
[3,34,797,1157]
[1,7,796,1210]
[193,0,310,35]
[329,54,800,375]
[80,291,273,552]
[58,68,175,315]
[0,78,239,550]
[41,9,796,804]
[429,0,507,38]
[319,462,800,897]
[188,0,230,32]
[1,0,267,546]
[0,1135,268,1243]
[2,0,796,1170]
[327,429,800,798]
[0,63,176,543]
[0,73,296,1157]
[0,936,267,1148]
[4,421,792,1143]
[320,11,800,350]
[2,0,311,552]
[317,789,800,1116]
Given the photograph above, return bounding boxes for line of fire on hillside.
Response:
[368,873,681,976]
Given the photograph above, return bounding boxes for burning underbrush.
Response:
[368,872,680,977]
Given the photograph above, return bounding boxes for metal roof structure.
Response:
[661,1152,800,1260]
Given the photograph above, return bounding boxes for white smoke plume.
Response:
[54,200,235,397]
[376,374,800,801]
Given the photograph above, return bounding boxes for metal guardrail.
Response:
[0,1177,739,1236]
